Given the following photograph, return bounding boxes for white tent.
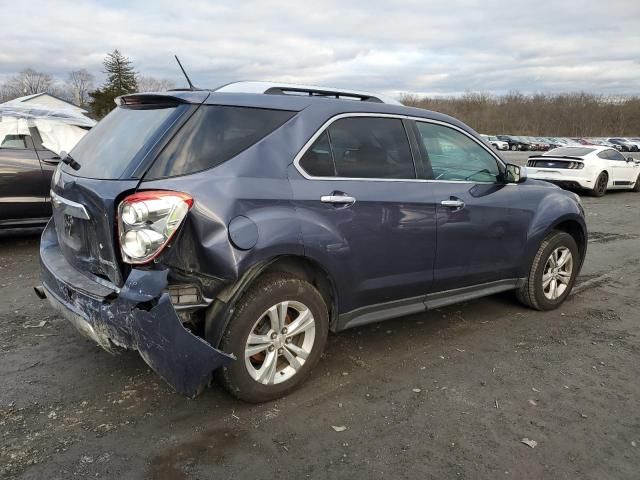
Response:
[4,93,89,115]
[0,102,96,155]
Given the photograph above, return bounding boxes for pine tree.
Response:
[89,49,138,118]
[103,49,137,94]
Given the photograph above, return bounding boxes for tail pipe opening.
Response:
[33,285,47,300]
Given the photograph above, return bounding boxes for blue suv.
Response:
[37,82,587,402]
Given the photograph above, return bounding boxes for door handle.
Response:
[321,194,356,206]
[41,157,61,165]
[440,199,465,209]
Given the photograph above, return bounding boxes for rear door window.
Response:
[298,116,416,179]
[146,106,295,179]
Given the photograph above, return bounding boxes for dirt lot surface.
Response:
[1,152,639,479]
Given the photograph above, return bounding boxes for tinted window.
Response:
[66,105,180,179]
[0,117,30,149]
[546,147,594,157]
[299,131,335,177]
[598,149,625,161]
[0,134,28,149]
[323,117,415,179]
[147,106,295,179]
[415,122,500,182]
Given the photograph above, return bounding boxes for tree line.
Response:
[400,92,640,136]
[0,50,174,118]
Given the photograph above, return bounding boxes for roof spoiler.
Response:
[116,93,189,107]
[528,155,585,161]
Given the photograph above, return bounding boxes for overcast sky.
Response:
[2,0,639,97]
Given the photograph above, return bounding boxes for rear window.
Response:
[145,105,295,179]
[64,105,181,179]
[545,147,594,157]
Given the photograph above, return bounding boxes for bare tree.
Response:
[401,92,640,137]
[136,75,175,93]
[67,69,95,107]
[4,68,53,97]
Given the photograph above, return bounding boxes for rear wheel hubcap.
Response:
[244,300,316,385]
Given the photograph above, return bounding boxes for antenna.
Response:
[174,55,198,91]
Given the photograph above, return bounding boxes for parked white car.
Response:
[526,146,640,197]
[480,134,509,150]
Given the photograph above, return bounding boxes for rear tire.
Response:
[516,231,580,311]
[215,274,329,403]
[589,172,608,197]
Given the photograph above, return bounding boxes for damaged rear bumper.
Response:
[39,222,234,398]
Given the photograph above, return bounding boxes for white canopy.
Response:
[0,103,96,154]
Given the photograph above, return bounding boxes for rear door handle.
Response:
[440,199,465,209]
[41,157,61,165]
[321,194,356,206]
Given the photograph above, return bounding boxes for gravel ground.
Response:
[1,152,639,479]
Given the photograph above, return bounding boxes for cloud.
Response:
[1,0,639,96]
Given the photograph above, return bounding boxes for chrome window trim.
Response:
[292,112,507,185]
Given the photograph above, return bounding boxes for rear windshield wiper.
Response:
[61,152,81,170]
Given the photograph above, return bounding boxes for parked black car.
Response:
[607,138,638,152]
[0,125,63,228]
[0,109,92,229]
[497,135,530,151]
[37,83,587,402]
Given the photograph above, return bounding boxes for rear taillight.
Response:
[117,190,193,264]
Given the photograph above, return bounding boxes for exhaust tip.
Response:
[33,286,47,300]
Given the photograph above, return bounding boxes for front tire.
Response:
[589,172,608,197]
[215,274,329,403]
[632,173,640,192]
[517,231,580,311]
[511,144,518,151]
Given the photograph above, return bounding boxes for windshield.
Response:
[487,136,498,141]
[62,105,184,179]
[545,147,595,157]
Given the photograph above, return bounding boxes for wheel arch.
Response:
[205,254,338,347]
[551,218,587,263]
[520,202,587,279]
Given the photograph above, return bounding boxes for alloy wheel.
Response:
[244,300,316,385]
[596,174,608,195]
[542,246,573,300]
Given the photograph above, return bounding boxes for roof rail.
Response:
[213,81,402,105]
[264,86,383,103]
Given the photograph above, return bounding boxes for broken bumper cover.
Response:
[39,224,234,398]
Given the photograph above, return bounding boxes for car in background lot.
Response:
[0,106,94,229]
[531,137,551,151]
[543,137,565,149]
[527,146,640,196]
[586,138,623,151]
[607,138,638,152]
[480,134,508,150]
[497,135,531,151]
[37,82,588,402]
[624,138,640,151]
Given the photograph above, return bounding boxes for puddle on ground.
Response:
[148,427,251,480]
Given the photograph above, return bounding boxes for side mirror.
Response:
[627,157,635,163]
[505,164,527,183]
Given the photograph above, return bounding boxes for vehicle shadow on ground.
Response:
[0,228,42,245]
